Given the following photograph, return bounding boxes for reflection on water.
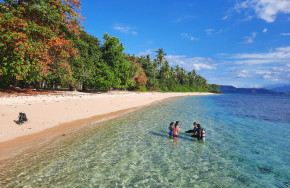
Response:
[1,95,289,187]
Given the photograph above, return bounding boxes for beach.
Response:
[0,91,212,161]
[1,93,289,187]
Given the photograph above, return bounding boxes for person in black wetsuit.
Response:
[186,122,197,133]
[191,124,201,139]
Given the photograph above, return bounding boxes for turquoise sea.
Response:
[1,94,290,187]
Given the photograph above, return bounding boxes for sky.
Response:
[80,0,290,88]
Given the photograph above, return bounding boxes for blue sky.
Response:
[81,0,290,88]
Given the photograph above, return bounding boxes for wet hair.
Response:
[175,121,179,127]
[197,124,201,129]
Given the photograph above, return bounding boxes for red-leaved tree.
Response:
[0,0,84,88]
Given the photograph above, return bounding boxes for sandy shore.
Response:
[0,91,213,160]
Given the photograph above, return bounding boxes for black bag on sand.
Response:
[18,112,28,124]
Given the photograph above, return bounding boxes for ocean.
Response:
[1,94,290,187]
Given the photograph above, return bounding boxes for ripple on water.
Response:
[1,94,290,187]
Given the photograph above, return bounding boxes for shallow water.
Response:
[1,94,290,187]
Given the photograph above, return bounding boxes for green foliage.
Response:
[128,52,215,92]
[71,30,101,90]
[0,0,83,88]
[101,33,131,89]
[0,1,220,92]
[208,84,220,93]
[94,60,115,91]
[71,32,133,91]
[155,48,166,68]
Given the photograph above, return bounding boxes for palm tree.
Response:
[175,65,180,74]
[179,68,188,84]
[169,67,176,82]
[163,71,170,79]
[155,48,167,68]
[191,70,197,79]
[146,54,151,64]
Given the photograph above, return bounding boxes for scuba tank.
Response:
[201,128,206,141]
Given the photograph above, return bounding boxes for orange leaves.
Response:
[0,0,83,86]
[66,0,82,10]
[130,60,148,87]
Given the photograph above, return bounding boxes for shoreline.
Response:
[0,91,213,161]
[0,107,139,162]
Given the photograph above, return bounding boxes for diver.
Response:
[191,124,201,138]
[185,122,198,133]
[191,124,206,141]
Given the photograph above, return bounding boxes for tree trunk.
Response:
[82,84,87,91]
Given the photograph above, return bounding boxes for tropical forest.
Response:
[0,0,220,93]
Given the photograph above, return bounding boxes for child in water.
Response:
[168,122,174,136]
[173,121,180,138]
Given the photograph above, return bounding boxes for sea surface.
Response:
[1,94,290,187]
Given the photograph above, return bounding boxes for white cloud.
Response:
[241,15,254,21]
[205,29,215,35]
[222,15,230,20]
[113,25,137,35]
[221,46,290,83]
[131,31,137,35]
[166,55,216,71]
[235,0,290,22]
[281,33,290,36]
[180,33,197,41]
[136,49,155,56]
[233,69,251,78]
[276,46,290,52]
[243,32,257,44]
[234,59,275,64]
[174,16,194,23]
[192,63,216,70]
[229,66,290,82]
[263,28,268,33]
[227,46,290,64]
[205,28,223,36]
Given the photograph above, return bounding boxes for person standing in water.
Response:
[175,121,181,129]
[168,122,174,136]
[186,122,198,133]
[191,124,201,138]
[173,121,180,138]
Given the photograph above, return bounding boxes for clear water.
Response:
[1,94,290,187]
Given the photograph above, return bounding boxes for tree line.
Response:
[0,0,220,93]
